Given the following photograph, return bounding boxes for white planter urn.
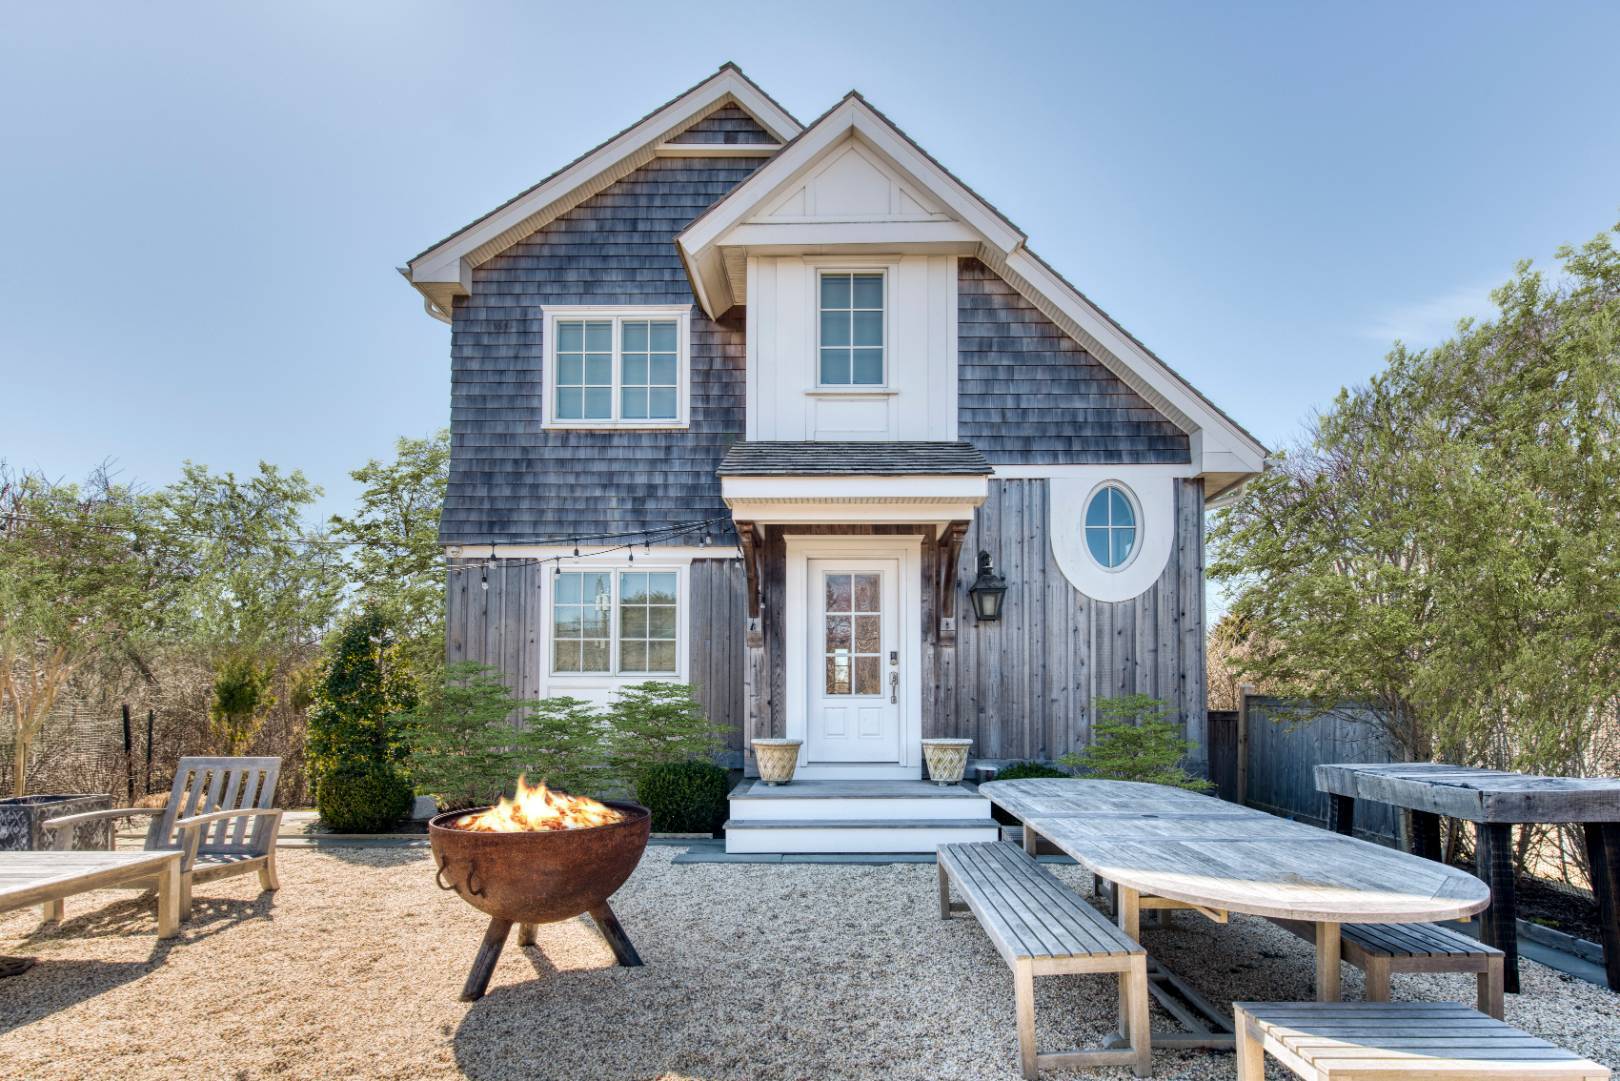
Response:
[751,739,803,786]
[922,739,974,786]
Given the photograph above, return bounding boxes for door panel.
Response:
[807,559,900,763]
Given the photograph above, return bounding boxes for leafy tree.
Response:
[405,663,530,810]
[516,696,611,795]
[306,609,416,781]
[1059,694,1212,791]
[1210,223,1620,778]
[0,466,159,795]
[605,682,723,783]
[208,651,275,755]
[329,431,449,684]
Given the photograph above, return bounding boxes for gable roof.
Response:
[677,92,1267,482]
[400,64,800,322]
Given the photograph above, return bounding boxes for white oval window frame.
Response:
[1048,469,1178,602]
[1081,481,1143,573]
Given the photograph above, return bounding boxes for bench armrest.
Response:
[174,808,284,867]
[43,807,161,849]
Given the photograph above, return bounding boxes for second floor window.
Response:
[818,271,885,385]
[545,307,688,427]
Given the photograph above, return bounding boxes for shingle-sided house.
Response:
[402,65,1265,853]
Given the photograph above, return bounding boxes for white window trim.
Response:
[813,267,889,390]
[541,305,692,430]
[1047,467,1178,603]
[1083,480,1143,573]
[545,561,689,687]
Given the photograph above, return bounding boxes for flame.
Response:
[453,776,624,832]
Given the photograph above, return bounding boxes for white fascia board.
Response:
[721,220,981,248]
[721,474,988,504]
[408,69,800,290]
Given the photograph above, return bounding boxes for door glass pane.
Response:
[854,614,880,652]
[824,573,852,612]
[854,656,880,696]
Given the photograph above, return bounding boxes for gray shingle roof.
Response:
[716,441,992,477]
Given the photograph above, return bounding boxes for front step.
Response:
[724,779,998,854]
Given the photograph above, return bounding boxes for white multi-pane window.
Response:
[818,271,885,385]
[551,569,679,675]
[544,307,688,427]
[1084,484,1139,570]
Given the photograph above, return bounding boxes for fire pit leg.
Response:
[460,916,514,1002]
[588,902,642,967]
[517,923,537,947]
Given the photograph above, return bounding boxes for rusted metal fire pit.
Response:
[429,783,651,1002]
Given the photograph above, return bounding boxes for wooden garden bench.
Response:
[1340,922,1504,1019]
[1233,1001,1610,1081]
[43,756,282,919]
[937,841,1151,1078]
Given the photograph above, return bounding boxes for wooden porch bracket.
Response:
[735,521,765,647]
[935,521,970,645]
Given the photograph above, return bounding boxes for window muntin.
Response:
[823,571,882,696]
[1084,484,1138,569]
[818,272,884,386]
[548,311,684,425]
[551,569,679,676]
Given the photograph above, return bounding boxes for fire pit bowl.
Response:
[429,799,651,1001]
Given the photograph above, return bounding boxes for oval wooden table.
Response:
[979,779,1492,1050]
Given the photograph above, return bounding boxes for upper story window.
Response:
[543,306,689,428]
[818,271,885,386]
[1084,483,1138,569]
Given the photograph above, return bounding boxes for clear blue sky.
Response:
[3,2,1616,524]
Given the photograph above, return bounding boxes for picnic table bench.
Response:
[1316,762,1620,992]
[0,849,183,974]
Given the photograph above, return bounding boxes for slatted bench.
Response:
[1233,1001,1610,1081]
[1341,922,1504,1019]
[937,841,1151,1078]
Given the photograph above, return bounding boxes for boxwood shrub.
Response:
[634,760,730,835]
[993,760,1069,781]
[316,762,413,833]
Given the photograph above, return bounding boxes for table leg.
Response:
[1582,822,1620,992]
[1475,822,1520,994]
[1315,921,1341,1001]
[41,899,64,925]
[1411,810,1443,861]
[1022,824,1039,857]
[1328,794,1355,837]
[156,856,181,939]
[1115,884,1141,943]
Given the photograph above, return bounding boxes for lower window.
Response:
[552,569,678,675]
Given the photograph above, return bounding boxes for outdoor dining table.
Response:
[979,778,1492,1050]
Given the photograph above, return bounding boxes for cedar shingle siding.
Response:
[442,156,768,545]
[957,258,1190,463]
[668,103,776,144]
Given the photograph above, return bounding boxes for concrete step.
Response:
[723,817,1000,854]
[727,778,991,823]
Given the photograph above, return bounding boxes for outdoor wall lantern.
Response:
[967,550,1007,622]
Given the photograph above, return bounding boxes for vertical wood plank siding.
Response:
[687,558,748,755]
[941,478,1208,766]
[957,258,1190,463]
[442,156,767,545]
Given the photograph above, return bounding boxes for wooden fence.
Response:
[1208,694,1401,845]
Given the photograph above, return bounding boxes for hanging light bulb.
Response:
[700,530,712,548]
[572,539,579,558]
[481,544,495,590]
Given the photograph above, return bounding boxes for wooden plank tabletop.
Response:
[981,780,1491,924]
[0,851,178,907]
[1314,762,1620,824]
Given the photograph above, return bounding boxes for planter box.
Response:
[0,794,115,852]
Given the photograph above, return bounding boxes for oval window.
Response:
[1084,484,1137,569]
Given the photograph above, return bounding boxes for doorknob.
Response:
[889,670,898,704]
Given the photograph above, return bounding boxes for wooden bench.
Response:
[1233,1001,1610,1081]
[937,841,1151,1078]
[1341,922,1504,1019]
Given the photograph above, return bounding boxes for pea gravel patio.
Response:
[1,845,1615,1080]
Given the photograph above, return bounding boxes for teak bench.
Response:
[1233,1001,1610,1081]
[937,841,1150,1078]
[1340,922,1504,1019]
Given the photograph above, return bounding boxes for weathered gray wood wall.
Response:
[688,558,748,757]
[939,477,1208,767]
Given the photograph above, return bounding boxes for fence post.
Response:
[121,703,133,804]
[144,710,154,795]
[1235,683,1254,806]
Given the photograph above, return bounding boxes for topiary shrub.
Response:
[994,760,1070,781]
[634,760,729,835]
[1058,694,1212,792]
[317,762,413,833]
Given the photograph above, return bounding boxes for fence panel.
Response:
[1240,697,1401,845]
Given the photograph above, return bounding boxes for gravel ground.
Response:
[2,845,1616,1080]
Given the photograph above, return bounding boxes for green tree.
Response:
[329,431,449,685]
[209,650,275,755]
[0,466,160,794]
[1059,695,1211,791]
[306,609,417,778]
[516,696,611,795]
[1211,223,1620,776]
[605,681,723,784]
[405,663,528,809]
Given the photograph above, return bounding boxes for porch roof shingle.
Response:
[715,441,992,477]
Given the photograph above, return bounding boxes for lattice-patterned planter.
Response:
[922,739,973,786]
[751,739,803,786]
[0,794,113,851]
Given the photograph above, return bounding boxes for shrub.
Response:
[634,761,729,834]
[606,682,724,783]
[994,760,1070,781]
[1058,694,1212,792]
[317,762,413,833]
[515,695,611,795]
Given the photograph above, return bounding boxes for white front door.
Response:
[806,558,901,763]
